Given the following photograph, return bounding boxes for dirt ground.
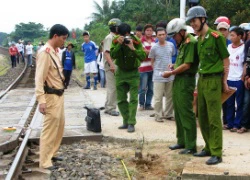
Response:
[95,138,191,179]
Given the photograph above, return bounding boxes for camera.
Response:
[117,23,132,45]
[124,36,131,44]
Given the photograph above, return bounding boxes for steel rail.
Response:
[5,129,32,180]
[0,46,35,99]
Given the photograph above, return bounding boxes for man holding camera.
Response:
[110,23,146,133]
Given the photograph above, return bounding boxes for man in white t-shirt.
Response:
[16,40,24,64]
[26,41,33,67]
[224,27,245,132]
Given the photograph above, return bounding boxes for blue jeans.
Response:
[27,54,32,66]
[225,80,244,129]
[99,69,106,88]
[241,88,250,128]
[138,71,153,107]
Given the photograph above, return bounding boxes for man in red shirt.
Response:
[139,24,155,111]
[9,43,19,68]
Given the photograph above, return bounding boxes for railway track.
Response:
[0,47,35,99]
[0,47,104,179]
[0,47,38,179]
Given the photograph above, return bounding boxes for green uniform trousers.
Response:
[198,76,222,157]
[173,75,197,150]
[115,68,139,125]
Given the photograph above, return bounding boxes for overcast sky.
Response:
[0,0,110,33]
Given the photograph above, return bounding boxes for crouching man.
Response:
[110,23,146,133]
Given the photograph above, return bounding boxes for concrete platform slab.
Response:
[0,89,36,152]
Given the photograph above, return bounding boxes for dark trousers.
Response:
[17,51,25,63]
[63,70,72,88]
[10,55,16,68]
[242,88,250,128]
[224,80,244,129]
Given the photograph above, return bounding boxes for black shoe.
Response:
[118,124,128,129]
[83,85,90,89]
[110,111,120,116]
[179,149,197,154]
[51,156,64,161]
[206,156,222,165]
[45,166,58,170]
[193,150,211,157]
[127,125,135,133]
[169,144,185,150]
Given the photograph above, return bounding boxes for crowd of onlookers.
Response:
[56,15,250,135]
[8,40,40,68]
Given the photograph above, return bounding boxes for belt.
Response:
[44,86,64,96]
[177,73,196,77]
[199,73,222,78]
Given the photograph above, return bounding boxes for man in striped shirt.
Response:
[138,24,155,111]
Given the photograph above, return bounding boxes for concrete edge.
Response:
[182,173,250,180]
[28,134,103,145]
[0,94,36,153]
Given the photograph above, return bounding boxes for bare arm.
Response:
[104,51,115,73]
[162,63,191,78]
[151,58,155,67]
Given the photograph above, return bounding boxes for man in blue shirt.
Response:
[62,42,75,89]
[82,31,98,90]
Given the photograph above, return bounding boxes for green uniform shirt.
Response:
[197,28,229,74]
[174,33,198,74]
[110,35,146,71]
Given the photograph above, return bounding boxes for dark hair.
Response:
[156,20,168,29]
[109,26,117,33]
[156,27,166,35]
[230,27,244,37]
[49,24,69,39]
[117,23,131,36]
[82,31,90,36]
[143,24,154,32]
[136,25,143,31]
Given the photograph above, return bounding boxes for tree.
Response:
[10,22,47,42]
[90,0,112,23]
[0,32,8,46]
[200,0,250,26]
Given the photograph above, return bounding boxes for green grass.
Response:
[75,54,84,70]
[0,55,10,76]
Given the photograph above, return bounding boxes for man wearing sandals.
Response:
[186,6,230,165]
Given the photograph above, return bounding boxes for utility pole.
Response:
[180,0,186,20]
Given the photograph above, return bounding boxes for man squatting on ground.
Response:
[110,23,146,133]
[35,24,69,170]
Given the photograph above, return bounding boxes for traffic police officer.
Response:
[163,18,198,154]
[110,23,146,132]
[103,18,121,116]
[35,24,69,170]
[186,6,230,165]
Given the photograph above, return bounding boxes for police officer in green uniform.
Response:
[163,18,198,154]
[110,23,146,133]
[186,6,230,165]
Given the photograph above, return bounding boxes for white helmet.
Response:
[186,25,195,35]
[167,18,186,37]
